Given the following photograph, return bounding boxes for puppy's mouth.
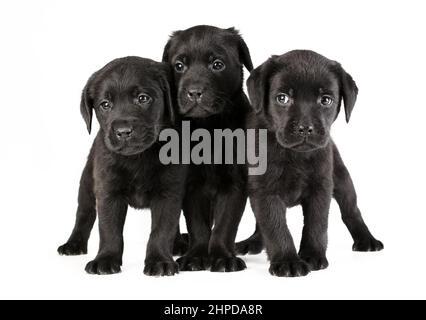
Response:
[178,93,225,118]
[113,144,150,156]
[277,136,329,152]
[290,141,322,152]
[181,104,223,118]
[105,131,158,156]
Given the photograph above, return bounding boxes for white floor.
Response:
[1,199,422,300]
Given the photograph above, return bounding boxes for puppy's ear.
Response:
[159,67,175,124]
[247,64,267,114]
[337,64,359,123]
[162,31,180,63]
[238,36,254,72]
[227,27,253,71]
[162,39,172,63]
[80,78,94,134]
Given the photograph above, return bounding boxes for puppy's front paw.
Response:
[144,261,179,277]
[85,256,121,275]
[235,238,264,256]
[269,260,310,277]
[353,238,384,252]
[210,256,247,273]
[177,255,210,271]
[301,256,329,271]
[58,241,87,256]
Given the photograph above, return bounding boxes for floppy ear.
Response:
[227,27,253,71]
[159,67,175,124]
[337,64,359,123]
[247,63,267,114]
[80,79,93,134]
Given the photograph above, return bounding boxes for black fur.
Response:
[163,25,252,272]
[57,57,187,276]
[244,50,383,277]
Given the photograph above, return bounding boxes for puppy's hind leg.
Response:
[333,145,384,252]
[58,150,96,256]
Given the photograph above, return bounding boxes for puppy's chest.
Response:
[127,175,152,209]
[120,164,157,209]
[186,118,246,194]
[277,166,309,207]
[188,163,243,194]
[262,159,332,207]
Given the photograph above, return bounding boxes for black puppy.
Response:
[162,25,253,272]
[246,50,383,277]
[57,57,187,276]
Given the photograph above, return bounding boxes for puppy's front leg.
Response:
[85,196,127,275]
[333,144,384,251]
[209,188,247,272]
[144,197,181,277]
[177,191,212,271]
[299,191,331,271]
[252,195,310,277]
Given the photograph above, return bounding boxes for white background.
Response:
[0,0,425,300]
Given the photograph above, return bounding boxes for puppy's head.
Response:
[80,57,175,156]
[162,25,253,118]
[247,50,358,152]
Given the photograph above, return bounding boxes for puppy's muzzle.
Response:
[110,119,137,143]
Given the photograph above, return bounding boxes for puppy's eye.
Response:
[320,95,333,106]
[138,94,152,104]
[212,60,225,71]
[175,61,186,73]
[276,93,290,105]
[100,100,111,111]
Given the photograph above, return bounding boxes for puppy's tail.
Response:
[235,224,264,255]
[173,231,189,256]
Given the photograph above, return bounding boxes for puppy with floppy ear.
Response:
[237,55,384,256]
[58,57,187,276]
[162,25,253,272]
[244,50,383,277]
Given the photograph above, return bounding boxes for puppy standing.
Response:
[246,51,383,276]
[58,57,187,276]
[163,25,253,272]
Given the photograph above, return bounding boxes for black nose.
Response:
[115,126,133,140]
[187,88,203,102]
[297,125,314,136]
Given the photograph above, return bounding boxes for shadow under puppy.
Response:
[246,50,383,277]
[162,25,253,272]
[58,57,187,276]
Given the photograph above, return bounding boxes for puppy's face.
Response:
[269,67,340,151]
[248,50,358,152]
[162,25,253,118]
[80,57,174,156]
